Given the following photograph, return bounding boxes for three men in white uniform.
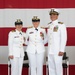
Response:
[25,16,46,75]
[47,9,67,75]
[8,19,26,75]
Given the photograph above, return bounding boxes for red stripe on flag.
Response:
[67,28,75,46]
[0,0,75,8]
[0,65,75,75]
[0,27,75,46]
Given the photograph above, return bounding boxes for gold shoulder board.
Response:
[41,26,49,29]
[58,22,63,24]
[27,26,33,28]
[41,26,46,29]
[11,30,16,32]
[48,22,52,25]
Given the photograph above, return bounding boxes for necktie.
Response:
[35,28,38,31]
[19,32,22,35]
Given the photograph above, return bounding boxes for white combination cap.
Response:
[49,8,59,15]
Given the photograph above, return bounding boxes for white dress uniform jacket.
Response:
[8,29,26,57]
[25,26,46,54]
[47,20,67,75]
[47,20,67,55]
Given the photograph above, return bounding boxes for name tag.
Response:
[14,36,19,38]
[29,32,34,34]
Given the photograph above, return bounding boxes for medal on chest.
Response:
[53,25,58,32]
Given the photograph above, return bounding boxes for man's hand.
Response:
[58,52,64,56]
[9,55,14,59]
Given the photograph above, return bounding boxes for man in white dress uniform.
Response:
[8,19,26,75]
[47,9,67,75]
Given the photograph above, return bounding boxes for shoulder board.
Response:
[48,22,52,25]
[58,22,63,24]
[11,30,16,32]
[27,26,33,29]
[47,26,50,29]
[41,26,46,29]
[41,26,49,29]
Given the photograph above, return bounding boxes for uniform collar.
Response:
[15,29,22,34]
[33,26,40,30]
[51,20,58,26]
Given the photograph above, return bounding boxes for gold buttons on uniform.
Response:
[19,44,22,48]
[50,43,51,45]
[50,28,52,30]
[50,38,51,40]
[35,42,36,46]
[21,38,22,40]
[20,44,21,46]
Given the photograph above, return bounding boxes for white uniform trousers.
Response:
[27,52,45,75]
[10,57,23,75]
[48,54,63,75]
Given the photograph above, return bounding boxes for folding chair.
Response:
[62,52,69,75]
[23,52,30,75]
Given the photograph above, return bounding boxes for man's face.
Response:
[32,22,40,28]
[15,24,23,31]
[50,14,58,21]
